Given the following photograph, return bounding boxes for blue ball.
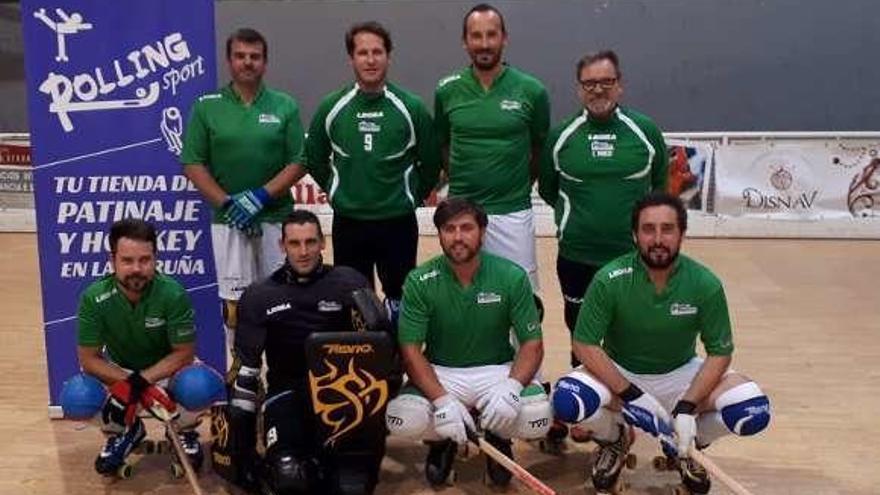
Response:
[170,363,226,411]
[60,373,107,420]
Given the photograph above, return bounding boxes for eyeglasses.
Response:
[579,78,618,91]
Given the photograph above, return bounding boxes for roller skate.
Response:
[591,424,637,494]
[425,439,457,486]
[672,456,711,494]
[539,420,569,455]
[484,431,513,487]
[167,427,204,474]
[95,418,146,477]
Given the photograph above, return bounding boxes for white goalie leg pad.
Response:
[385,393,433,439]
[511,384,553,440]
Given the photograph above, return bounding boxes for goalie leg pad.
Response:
[512,384,553,440]
[552,369,612,424]
[210,403,258,489]
[385,389,432,439]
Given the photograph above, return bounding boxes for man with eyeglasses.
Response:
[538,50,668,449]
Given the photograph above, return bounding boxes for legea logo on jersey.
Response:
[32,7,208,133]
[476,291,502,304]
[670,303,698,316]
[418,269,439,282]
[266,302,291,316]
[500,99,522,111]
[318,300,343,312]
[258,113,281,124]
[607,267,632,280]
[144,317,166,328]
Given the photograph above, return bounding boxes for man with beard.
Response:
[227,210,391,495]
[73,219,216,475]
[181,28,305,353]
[550,193,771,494]
[306,21,440,327]
[434,4,550,292]
[384,197,552,488]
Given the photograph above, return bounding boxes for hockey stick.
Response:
[154,408,205,495]
[689,447,755,495]
[466,429,557,495]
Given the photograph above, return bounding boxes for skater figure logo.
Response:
[847,158,879,218]
[309,357,389,446]
[31,6,208,133]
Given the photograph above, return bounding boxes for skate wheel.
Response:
[625,453,637,469]
[141,440,156,455]
[653,455,672,471]
[170,462,184,479]
[117,463,134,479]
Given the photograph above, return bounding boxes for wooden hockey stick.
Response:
[155,408,205,495]
[689,447,754,495]
[466,429,557,495]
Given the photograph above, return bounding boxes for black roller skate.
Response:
[425,439,457,486]
[591,424,635,494]
[540,420,569,455]
[95,418,146,476]
[169,428,204,472]
[484,431,514,487]
[675,456,711,494]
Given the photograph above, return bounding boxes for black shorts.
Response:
[332,212,418,300]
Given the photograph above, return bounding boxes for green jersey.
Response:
[434,66,550,215]
[539,107,668,266]
[77,273,196,371]
[574,252,733,374]
[398,252,542,367]
[305,83,441,220]
[181,83,305,224]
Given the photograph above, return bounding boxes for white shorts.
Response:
[433,363,543,408]
[483,208,539,291]
[614,357,733,412]
[211,223,285,300]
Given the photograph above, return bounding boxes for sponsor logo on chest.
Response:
[318,300,343,312]
[358,121,381,133]
[500,99,522,111]
[267,302,291,316]
[476,291,502,304]
[95,288,116,303]
[144,317,166,329]
[418,270,439,282]
[607,267,632,279]
[258,113,281,124]
[588,133,616,158]
[670,302,698,316]
[357,111,383,119]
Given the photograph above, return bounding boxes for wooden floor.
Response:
[1,233,878,495]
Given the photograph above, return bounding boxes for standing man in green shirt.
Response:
[434,4,550,293]
[551,193,771,494]
[181,28,305,348]
[306,21,440,325]
[67,219,224,476]
[384,198,551,488]
[539,50,668,371]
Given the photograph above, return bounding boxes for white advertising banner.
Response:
[715,139,880,220]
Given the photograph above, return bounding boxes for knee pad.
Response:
[170,363,226,411]
[222,299,238,330]
[267,454,319,494]
[59,373,107,420]
[512,384,552,440]
[385,391,432,439]
[716,382,771,436]
[552,369,611,424]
